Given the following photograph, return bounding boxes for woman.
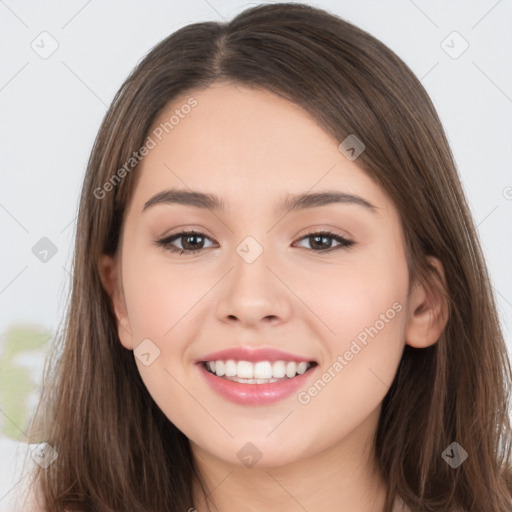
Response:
[23,3,512,511]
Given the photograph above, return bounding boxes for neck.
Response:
[190,406,388,512]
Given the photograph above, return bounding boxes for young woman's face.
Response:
[108,83,413,469]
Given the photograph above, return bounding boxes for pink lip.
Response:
[197,362,318,406]
[196,347,315,364]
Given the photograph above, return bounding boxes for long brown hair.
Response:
[25,3,512,511]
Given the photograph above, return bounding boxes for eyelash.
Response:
[153,229,355,256]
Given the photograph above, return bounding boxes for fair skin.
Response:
[99,82,447,512]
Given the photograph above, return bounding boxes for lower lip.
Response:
[197,363,317,406]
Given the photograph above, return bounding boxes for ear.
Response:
[98,254,134,350]
[405,256,449,349]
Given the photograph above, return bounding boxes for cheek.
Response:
[292,242,409,353]
[120,254,205,428]
[120,249,210,400]
[122,251,203,345]
[293,266,408,442]
[298,242,409,410]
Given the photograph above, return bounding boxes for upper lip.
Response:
[196,347,316,364]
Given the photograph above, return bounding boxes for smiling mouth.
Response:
[201,360,318,384]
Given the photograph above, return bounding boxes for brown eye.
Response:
[154,230,216,255]
[294,231,355,253]
[154,229,354,256]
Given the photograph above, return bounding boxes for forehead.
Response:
[127,83,393,219]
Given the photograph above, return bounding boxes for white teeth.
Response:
[215,360,225,376]
[285,361,297,378]
[296,362,309,375]
[226,376,279,384]
[204,359,313,380]
[254,361,273,379]
[237,360,253,379]
[225,359,237,377]
[272,360,286,378]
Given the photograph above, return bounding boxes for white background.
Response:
[1,0,511,509]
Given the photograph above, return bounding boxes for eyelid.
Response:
[294,224,355,242]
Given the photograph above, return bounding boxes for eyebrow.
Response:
[142,188,378,214]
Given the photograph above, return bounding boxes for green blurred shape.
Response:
[0,323,52,440]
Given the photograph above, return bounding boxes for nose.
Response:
[214,249,293,329]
